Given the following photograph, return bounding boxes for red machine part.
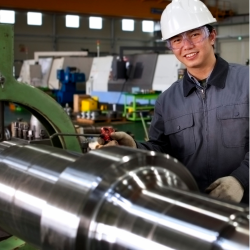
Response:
[100,127,115,144]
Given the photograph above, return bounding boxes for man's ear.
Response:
[210,29,217,45]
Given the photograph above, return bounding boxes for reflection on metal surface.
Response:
[0,143,248,250]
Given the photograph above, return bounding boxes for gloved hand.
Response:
[205,176,244,203]
[95,139,118,149]
[97,132,136,148]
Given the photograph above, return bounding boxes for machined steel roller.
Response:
[0,141,248,250]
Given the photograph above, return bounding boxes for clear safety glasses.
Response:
[166,26,210,50]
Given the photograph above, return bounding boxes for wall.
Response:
[9,7,250,77]
[216,23,249,64]
[13,11,155,62]
[230,0,249,14]
[205,0,249,14]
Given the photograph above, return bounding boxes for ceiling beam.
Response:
[0,0,171,20]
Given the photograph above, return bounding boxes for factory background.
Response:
[2,0,248,77]
[0,0,249,249]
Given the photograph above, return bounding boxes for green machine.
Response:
[0,24,81,249]
[0,24,81,153]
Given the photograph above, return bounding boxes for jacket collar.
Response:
[183,55,229,97]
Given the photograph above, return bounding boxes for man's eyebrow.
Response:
[170,28,201,39]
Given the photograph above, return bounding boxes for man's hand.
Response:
[205,176,244,203]
[97,132,136,149]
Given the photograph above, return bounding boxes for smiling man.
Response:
[166,25,216,81]
[98,0,249,205]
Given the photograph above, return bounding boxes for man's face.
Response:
[170,28,216,70]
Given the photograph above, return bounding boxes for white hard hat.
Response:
[161,0,217,40]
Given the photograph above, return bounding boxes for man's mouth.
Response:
[185,52,198,58]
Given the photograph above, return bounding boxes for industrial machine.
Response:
[85,51,184,105]
[11,115,49,142]
[54,67,86,106]
[0,24,249,250]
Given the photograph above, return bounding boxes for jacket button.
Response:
[235,112,239,116]
[177,126,180,130]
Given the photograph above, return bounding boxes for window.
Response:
[154,21,161,31]
[122,19,134,31]
[66,15,79,28]
[27,12,42,26]
[89,17,102,29]
[142,20,154,32]
[0,10,15,24]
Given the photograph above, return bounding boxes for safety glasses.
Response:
[166,26,210,50]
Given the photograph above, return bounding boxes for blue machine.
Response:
[54,67,86,105]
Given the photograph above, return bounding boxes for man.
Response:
[99,0,249,204]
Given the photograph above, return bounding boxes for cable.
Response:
[116,79,127,105]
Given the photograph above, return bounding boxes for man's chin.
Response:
[185,62,201,70]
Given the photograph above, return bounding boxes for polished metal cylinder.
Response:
[0,143,248,250]
[0,142,80,248]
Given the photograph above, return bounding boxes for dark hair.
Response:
[205,24,214,33]
[205,24,215,49]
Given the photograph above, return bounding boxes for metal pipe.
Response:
[49,132,101,139]
[110,18,115,54]
[14,33,154,43]
[139,111,149,141]
[0,143,248,250]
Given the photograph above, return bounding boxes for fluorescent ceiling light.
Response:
[0,10,15,24]
[122,19,134,31]
[89,17,102,29]
[66,15,80,28]
[142,20,154,32]
[27,12,42,26]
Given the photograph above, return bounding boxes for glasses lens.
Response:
[168,35,183,49]
[187,28,205,44]
[168,27,207,50]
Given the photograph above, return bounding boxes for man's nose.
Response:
[182,38,194,48]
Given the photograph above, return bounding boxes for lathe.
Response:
[0,24,248,250]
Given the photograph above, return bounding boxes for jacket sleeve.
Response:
[136,99,170,154]
[230,151,249,190]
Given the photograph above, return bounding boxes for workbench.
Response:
[123,92,160,121]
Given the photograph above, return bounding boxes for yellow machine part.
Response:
[81,97,98,111]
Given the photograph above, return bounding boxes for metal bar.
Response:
[15,33,154,43]
[49,132,101,139]
[0,0,171,20]
[139,111,149,141]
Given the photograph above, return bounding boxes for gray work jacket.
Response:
[137,56,249,203]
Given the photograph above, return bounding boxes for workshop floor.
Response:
[5,105,149,143]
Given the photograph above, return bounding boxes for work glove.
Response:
[96,132,136,149]
[205,176,244,203]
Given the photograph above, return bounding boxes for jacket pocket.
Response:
[164,114,195,158]
[217,104,249,147]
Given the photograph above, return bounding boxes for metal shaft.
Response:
[0,143,248,250]
[0,141,80,248]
